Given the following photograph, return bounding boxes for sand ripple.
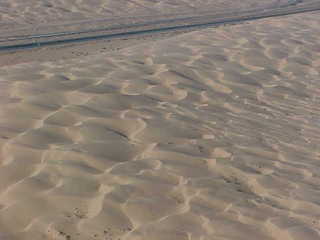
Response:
[0,0,293,31]
[0,12,320,240]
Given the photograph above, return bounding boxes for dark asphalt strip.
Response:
[0,2,299,42]
[0,4,319,52]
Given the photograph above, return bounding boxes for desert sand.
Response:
[0,0,294,31]
[0,7,320,240]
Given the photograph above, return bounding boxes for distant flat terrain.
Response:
[0,0,305,31]
[1,0,320,66]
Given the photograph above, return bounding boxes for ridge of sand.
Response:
[0,11,320,240]
[0,0,294,31]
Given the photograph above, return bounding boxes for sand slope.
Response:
[0,12,320,240]
[0,0,295,31]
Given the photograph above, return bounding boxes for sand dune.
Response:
[0,11,320,240]
[0,0,300,31]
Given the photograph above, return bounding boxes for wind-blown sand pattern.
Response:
[0,12,320,240]
[0,0,297,31]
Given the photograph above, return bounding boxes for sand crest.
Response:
[0,0,294,31]
[0,11,320,240]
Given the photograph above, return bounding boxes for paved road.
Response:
[0,1,319,52]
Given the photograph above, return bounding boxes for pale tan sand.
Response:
[0,12,320,240]
[0,0,292,31]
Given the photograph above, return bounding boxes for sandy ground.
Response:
[0,30,189,66]
[0,0,292,31]
[0,10,320,240]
